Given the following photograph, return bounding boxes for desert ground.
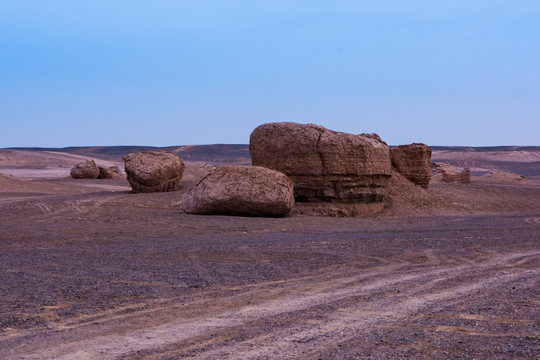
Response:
[1,146,539,359]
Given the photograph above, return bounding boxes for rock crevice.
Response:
[250,122,392,206]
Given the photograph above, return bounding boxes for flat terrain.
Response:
[1,147,539,359]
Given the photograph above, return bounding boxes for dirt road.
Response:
[1,181,539,359]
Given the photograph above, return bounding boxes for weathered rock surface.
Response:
[98,166,124,179]
[442,167,471,184]
[70,160,99,179]
[122,151,184,193]
[180,166,294,216]
[249,122,392,204]
[391,143,432,188]
[432,163,471,184]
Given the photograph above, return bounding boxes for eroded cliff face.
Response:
[391,143,432,188]
[250,122,391,204]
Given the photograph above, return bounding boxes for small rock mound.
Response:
[250,122,392,204]
[180,166,294,216]
[432,163,471,184]
[98,166,124,179]
[123,151,184,193]
[391,143,432,188]
[70,160,99,179]
[478,171,526,184]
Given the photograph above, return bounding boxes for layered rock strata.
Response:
[250,122,392,204]
[442,167,471,184]
[391,143,432,188]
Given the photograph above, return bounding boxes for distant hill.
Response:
[5,144,540,177]
[6,144,252,165]
[169,144,251,164]
[430,146,540,152]
[430,146,540,178]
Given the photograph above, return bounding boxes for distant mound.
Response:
[171,144,251,164]
[430,146,540,178]
[431,146,540,152]
[3,145,540,182]
[6,144,251,165]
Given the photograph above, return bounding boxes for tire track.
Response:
[211,269,532,360]
[31,198,113,217]
[524,216,540,224]
[7,250,538,360]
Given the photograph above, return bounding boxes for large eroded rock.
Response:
[432,163,472,184]
[70,160,99,179]
[123,151,184,193]
[442,167,471,184]
[391,143,432,188]
[249,122,392,204]
[180,166,294,216]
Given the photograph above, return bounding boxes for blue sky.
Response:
[1,1,539,147]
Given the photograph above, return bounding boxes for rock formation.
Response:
[180,166,294,216]
[432,163,471,184]
[70,160,99,179]
[479,170,525,184]
[391,143,432,188]
[98,166,124,179]
[249,122,392,205]
[442,167,471,184]
[122,151,184,193]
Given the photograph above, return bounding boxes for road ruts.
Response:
[4,249,538,360]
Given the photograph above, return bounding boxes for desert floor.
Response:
[1,148,539,359]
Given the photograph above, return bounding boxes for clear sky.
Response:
[1,1,539,147]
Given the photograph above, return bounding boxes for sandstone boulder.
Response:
[98,166,124,179]
[432,163,471,184]
[70,160,99,179]
[122,151,184,193]
[442,167,471,184]
[249,122,392,204]
[391,143,432,188]
[180,166,294,216]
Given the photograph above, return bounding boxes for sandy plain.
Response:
[0,146,539,359]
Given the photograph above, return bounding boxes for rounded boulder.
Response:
[123,151,184,193]
[70,160,99,179]
[180,166,294,216]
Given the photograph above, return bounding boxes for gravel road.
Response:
[1,183,539,359]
